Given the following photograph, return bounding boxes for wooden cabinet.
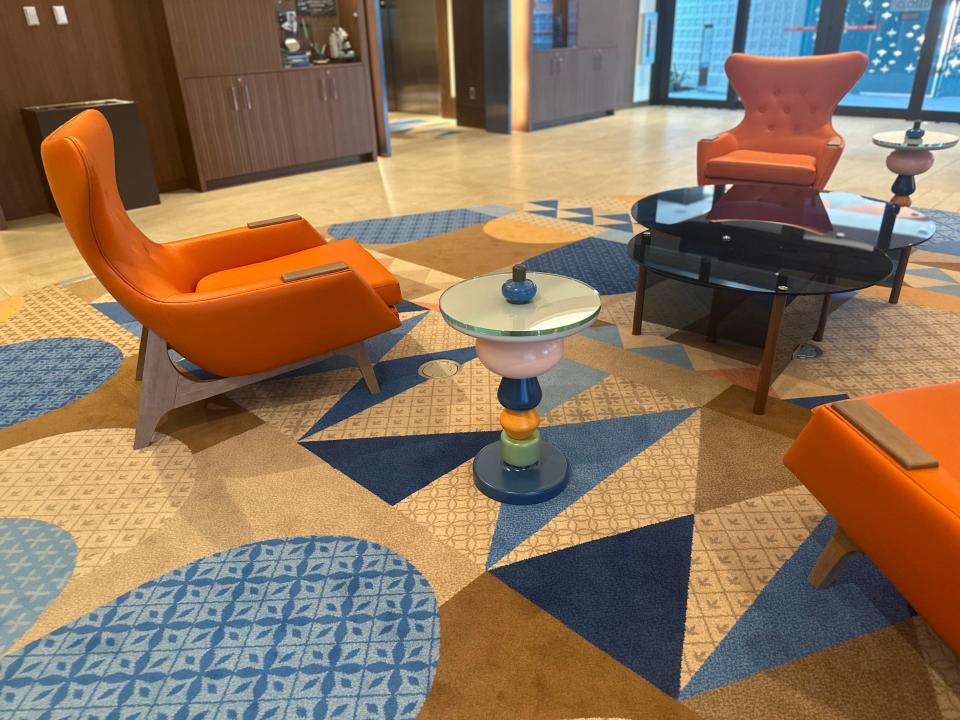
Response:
[530,50,580,127]
[181,77,252,181]
[325,65,377,158]
[238,75,296,173]
[280,71,339,166]
[577,0,622,50]
[581,48,618,113]
[163,0,281,78]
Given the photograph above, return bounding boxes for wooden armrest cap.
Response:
[701,135,720,141]
[827,139,843,147]
[281,261,349,283]
[833,399,939,470]
[248,214,303,229]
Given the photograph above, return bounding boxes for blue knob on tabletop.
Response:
[502,264,537,304]
[906,120,925,141]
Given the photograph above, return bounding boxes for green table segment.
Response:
[439,272,600,504]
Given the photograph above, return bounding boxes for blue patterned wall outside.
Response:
[0,536,440,720]
[0,519,76,654]
[0,338,122,428]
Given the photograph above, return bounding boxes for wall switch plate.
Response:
[52,5,68,24]
[468,86,477,100]
[23,5,39,26]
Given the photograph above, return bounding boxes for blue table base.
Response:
[473,440,569,505]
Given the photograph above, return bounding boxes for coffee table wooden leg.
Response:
[813,293,831,342]
[889,246,912,305]
[707,288,724,343]
[754,293,787,415]
[632,265,647,336]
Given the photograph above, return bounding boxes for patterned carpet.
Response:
[0,195,959,719]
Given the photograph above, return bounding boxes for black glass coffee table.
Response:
[627,184,923,414]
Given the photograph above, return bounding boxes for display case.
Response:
[277,0,361,68]
[532,0,579,50]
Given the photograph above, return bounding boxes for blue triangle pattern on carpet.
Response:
[565,216,597,225]
[300,345,476,438]
[564,207,594,216]
[538,359,608,414]
[530,199,559,209]
[487,408,698,567]
[529,209,559,218]
[632,343,694,370]
[680,515,914,699]
[926,283,960,296]
[492,515,695,697]
[581,325,623,348]
[787,394,849,410]
[302,429,498,505]
[600,213,632,223]
[907,266,956,282]
[603,223,635,233]
[396,299,430,313]
[524,237,640,295]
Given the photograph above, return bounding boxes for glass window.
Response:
[923,0,960,111]
[668,0,739,101]
[839,0,932,109]
[744,0,822,57]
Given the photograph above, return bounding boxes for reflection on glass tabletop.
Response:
[632,184,935,252]
[439,272,600,341]
[872,130,959,150]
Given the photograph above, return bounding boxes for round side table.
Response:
[439,272,600,505]
[873,128,958,207]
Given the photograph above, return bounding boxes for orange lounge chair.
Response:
[784,384,960,653]
[698,52,867,190]
[42,110,401,448]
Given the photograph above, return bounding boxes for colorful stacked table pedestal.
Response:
[439,272,600,505]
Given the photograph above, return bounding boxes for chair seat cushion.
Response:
[195,239,402,307]
[705,149,818,186]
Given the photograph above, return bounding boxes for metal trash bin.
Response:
[22,99,160,213]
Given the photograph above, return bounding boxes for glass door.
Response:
[667,0,742,101]
[744,0,822,56]
[923,0,960,111]
[838,0,934,109]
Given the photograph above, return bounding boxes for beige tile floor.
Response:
[2,105,959,297]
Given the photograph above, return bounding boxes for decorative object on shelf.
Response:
[501,264,538,304]
[296,0,336,16]
[440,272,600,505]
[327,26,356,61]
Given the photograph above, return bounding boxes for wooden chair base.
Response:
[808,525,860,589]
[133,327,380,449]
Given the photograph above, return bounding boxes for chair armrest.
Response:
[163,217,328,287]
[697,132,739,184]
[281,261,349,283]
[247,214,303,229]
[813,136,845,190]
[832,400,939,470]
[155,267,400,377]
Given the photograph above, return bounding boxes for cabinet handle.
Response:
[320,77,328,101]
[331,76,339,100]
[244,85,252,110]
[230,85,239,112]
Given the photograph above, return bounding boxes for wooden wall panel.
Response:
[452,0,485,128]
[0,0,188,221]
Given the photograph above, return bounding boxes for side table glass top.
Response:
[873,130,960,150]
[439,272,600,341]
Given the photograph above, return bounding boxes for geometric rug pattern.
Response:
[0,536,439,720]
[0,518,76,654]
[2,196,959,718]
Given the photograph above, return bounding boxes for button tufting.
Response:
[759,104,767,112]
[784,106,792,114]
[768,124,776,131]
[773,88,781,96]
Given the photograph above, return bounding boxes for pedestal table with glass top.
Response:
[873,129,958,302]
[439,272,600,505]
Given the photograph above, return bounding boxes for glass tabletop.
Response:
[632,184,935,253]
[873,130,959,150]
[439,272,601,341]
[629,185,898,296]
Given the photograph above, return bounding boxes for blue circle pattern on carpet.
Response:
[0,338,122,428]
[0,519,76,655]
[0,536,440,720]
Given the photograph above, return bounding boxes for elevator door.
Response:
[380,0,442,114]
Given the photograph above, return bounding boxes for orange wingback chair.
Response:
[41,110,401,448]
[784,384,960,653]
[698,52,868,190]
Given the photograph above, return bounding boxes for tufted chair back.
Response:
[725,52,867,156]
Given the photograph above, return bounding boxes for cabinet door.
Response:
[577,50,599,116]
[530,52,557,127]
[163,0,281,77]
[278,70,338,165]
[326,65,376,158]
[594,48,619,112]
[181,77,251,181]
[577,0,622,50]
[237,74,297,173]
[555,50,581,119]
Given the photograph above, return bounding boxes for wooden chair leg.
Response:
[135,325,148,381]
[808,525,860,589]
[342,342,380,394]
[134,329,180,449]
